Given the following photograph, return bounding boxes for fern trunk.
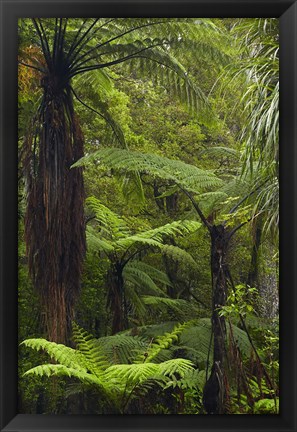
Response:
[107,263,127,334]
[203,224,229,414]
[23,79,86,343]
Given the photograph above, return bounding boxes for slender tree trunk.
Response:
[203,224,229,414]
[247,222,262,288]
[107,263,127,334]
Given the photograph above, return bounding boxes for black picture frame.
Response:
[0,1,296,431]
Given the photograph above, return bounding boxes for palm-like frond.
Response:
[223,19,279,238]
[116,219,201,250]
[141,296,201,319]
[22,323,198,412]
[123,263,169,297]
[21,338,88,372]
[86,196,130,240]
[73,147,223,195]
[86,196,201,260]
[71,322,110,375]
[97,334,147,364]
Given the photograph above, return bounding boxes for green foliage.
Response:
[219,284,258,319]
[22,323,198,413]
[73,148,223,195]
[18,17,279,415]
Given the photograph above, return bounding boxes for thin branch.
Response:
[18,61,45,73]
[228,179,268,215]
[179,187,212,231]
[190,292,209,309]
[228,219,250,240]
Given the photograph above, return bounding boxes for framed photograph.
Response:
[1,0,296,431]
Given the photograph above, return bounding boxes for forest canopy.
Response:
[18,17,279,415]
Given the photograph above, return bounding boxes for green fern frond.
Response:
[20,338,88,372]
[158,358,195,378]
[72,148,223,195]
[164,368,206,391]
[126,261,172,287]
[23,364,104,386]
[200,146,240,160]
[160,244,199,269]
[72,323,110,376]
[97,334,147,364]
[86,197,130,240]
[116,220,201,251]
[105,358,194,386]
[123,264,167,297]
[141,296,200,319]
[86,225,115,254]
[142,321,193,363]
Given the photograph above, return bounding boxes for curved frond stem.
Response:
[70,87,124,146]
[52,18,59,61]
[31,18,52,69]
[179,187,212,231]
[228,180,269,216]
[227,219,250,241]
[121,246,150,268]
[67,18,100,65]
[36,18,52,63]
[65,18,88,61]
[18,61,45,73]
[71,20,167,70]
[69,43,163,76]
[68,19,117,66]
[59,18,68,59]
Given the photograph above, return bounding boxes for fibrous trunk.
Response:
[23,80,86,343]
[203,224,229,414]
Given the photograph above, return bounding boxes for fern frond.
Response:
[86,197,130,240]
[143,321,193,363]
[164,368,206,391]
[123,264,167,297]
[20,338,88,372]
[200,146,240,160]
[97,334,147,364]
[160,244,199,269]
[142,296,200,319]
[126,261,172,287]
[158,358,195,378]
[24,364,103,386]
[72,323,110,376]
[73,148,223,195]
[116,220,201,251]
[86,225,115,254]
